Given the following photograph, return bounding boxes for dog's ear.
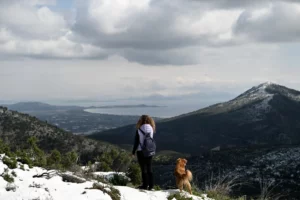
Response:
[183,159,187,164]
[176,158,181,163]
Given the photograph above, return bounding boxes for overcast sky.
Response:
[1,0,300,102]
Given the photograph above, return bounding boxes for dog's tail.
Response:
[185,170,193,181]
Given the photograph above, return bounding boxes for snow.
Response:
[0,155,213,200]
[93,171,127,181]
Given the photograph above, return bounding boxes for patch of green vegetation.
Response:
[89,183,121,200]
[20,164,25,171]
[109,174,129,186]
[153,185,161,190]
[2,173,14,183]
[3,156,17,169]
[206,191,245,200]
[95,175,108,184]
[61,151,78,169]
[11,171,17,177]
[167,193,192,200]
[47,149,62,169]
[126,163,141,186]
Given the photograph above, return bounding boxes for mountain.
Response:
[0,106,119,163]
[89,82,300,155]
[4,102,82,112]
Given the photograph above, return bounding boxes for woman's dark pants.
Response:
[137,151,154,189]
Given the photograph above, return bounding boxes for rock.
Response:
[61,173,86,183]
[5,183,17,192]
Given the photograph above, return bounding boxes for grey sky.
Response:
[1,0,300,102]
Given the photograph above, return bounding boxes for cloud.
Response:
[0,0,107,59]
[234,2,300,42]
[0,1,65,40]
[72,0,241,49]
[1,0,300,65]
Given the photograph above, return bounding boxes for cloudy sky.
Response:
[1,0,300,103]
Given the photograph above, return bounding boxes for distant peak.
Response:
[257,81,276,88]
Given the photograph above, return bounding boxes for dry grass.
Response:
[204,172,241,196]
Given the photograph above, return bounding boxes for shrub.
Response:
[126,163,141,186]
[111,151,131,172]
[20,164,25,171]
[11,171,17,177]
[206,190,232,200]
[3,156,17,169]
[2,173,14,183]
[19,156,33,168]
[0,139,12,156]
[62,151,78,170]
[47,149,62,169]
[27,136,46,167]
[100,162,112,172]
[204,172,240,197]
[154,185,161,190]
[89,183,121,200]
[95,175,108,184]
[109,174,129,186]
[167,193,192,200]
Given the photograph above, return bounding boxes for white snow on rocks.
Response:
[0,155,213,200]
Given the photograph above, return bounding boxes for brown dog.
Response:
[174,158,193,194]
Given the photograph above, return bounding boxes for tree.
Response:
[27,136,46,167]
[62,151,78,170]
[47,149,62,169]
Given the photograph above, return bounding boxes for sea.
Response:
[82,99,219,118]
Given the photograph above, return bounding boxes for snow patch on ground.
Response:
[93,171,127,180]
[0,155,213,200]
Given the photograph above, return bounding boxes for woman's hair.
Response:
[136,115,156,132]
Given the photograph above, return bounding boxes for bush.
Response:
[109,174,129,186]
[2,173,14,183]
[27,136,46,167]
[20,164,25,171]
[0,139,12,156]
[3,156,17,169]
[62,151,78,170]
[90,183,120,200]
[126,163,141,186]
[18,153,33,168]
[11,171,17,177]
[206,190,232,200]
[154,185,161,191]
[100,162,112,172]
[204,172,240,197]
[47,149,62,169]
[167,193,192,200]
[111,151,131,172]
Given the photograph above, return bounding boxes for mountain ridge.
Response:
[89,82,300,154]
[0,106,123,163]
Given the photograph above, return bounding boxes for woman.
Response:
[132,115,156,190]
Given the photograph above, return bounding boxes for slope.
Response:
[0,106,120,163]
[89,82,300,154]
[0,155,212,200]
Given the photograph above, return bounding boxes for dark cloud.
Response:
[119,48,199,65]
[234,2,300,42]
[190,0,300,9]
